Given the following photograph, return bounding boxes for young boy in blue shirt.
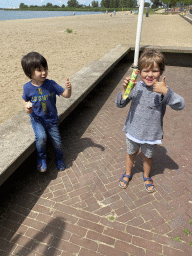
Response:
[22,52,72,172]
[116,49,185,192]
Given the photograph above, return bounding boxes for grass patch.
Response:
[189,241,192,246]
[171,237,181,242]
[66,28,73,33]
[190,218,192,225]
[183,229,191,236]
[108,216,115,221]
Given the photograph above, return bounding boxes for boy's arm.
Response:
[153,77,185,110]
[61,78,72,98]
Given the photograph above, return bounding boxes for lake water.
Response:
[0,10,102,21]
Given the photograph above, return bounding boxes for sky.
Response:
[0,0,91,9]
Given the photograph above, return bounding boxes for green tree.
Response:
[100,0,110,8]
[46,2,53,7]
[67,0,79,7]
[150,0,162,8]
[92,0,99,7]
[19,3,28,8]
[144,2,150,7]
[161,0,179,7]
[109,0,120,8]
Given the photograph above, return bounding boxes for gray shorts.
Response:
[126,137,156,158]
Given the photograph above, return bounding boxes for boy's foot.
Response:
[119,173,132,189]
[143,176,155,193]
[56,159,66,171]
[37,159,47,173]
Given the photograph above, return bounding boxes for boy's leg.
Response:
[141,144,155,192]
[46,122,65,170]
[30,116,47,160]
[119,137,139,188]
[120,151,138,187]
[30,116,47,172]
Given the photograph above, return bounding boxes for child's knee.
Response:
[36,133,47,145]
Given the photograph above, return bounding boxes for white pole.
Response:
[133,0,145,68]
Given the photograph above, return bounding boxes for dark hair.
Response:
[21,52,48,79]
[138,49,165,74]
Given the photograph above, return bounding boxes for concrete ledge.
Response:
[180,13,192,25]
[1,45,192,186]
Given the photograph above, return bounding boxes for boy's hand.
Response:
[122,76,130,98]
[122,76,136,99]
[153,77,168,96]
[24,101,33,114]
[123,76,130,90]
[62,78,72,98]
[65,77,72,90]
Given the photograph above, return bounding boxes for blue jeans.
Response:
[30,116,63,161]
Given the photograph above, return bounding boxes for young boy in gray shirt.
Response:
[116,49,185,192]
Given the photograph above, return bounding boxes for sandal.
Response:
[37,159,47,173]
[143,176,155,193]
[56,159,66,171]
[119,173,132,189]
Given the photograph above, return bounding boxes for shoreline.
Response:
[0,13,192,125]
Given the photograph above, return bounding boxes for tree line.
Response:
[19,0,137,9]
[19,0,192,10]
[151,0,192,8]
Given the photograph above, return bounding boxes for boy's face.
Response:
[140,62,161,87]
[31,66,48,86]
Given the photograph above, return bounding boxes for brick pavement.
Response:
[0,61,192,255]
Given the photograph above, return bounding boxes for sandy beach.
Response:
[0,12,191,124]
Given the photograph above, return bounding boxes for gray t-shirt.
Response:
[116,81,185,142]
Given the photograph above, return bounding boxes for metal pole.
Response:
[133,0,145,68]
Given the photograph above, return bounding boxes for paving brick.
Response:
[77,219,104,233]
[163,245,189,256]
[94,205,112,216]
[100,217,126,232]
[50,237,80,254]
[132,236,162,254]
[52,210,78,225]
[64,222,87,237]
[0,238,18,254]
[116,211,135,223]
[76,209,101,223]
[99,243,129,256]
[79,247,103,256]
[150,216,165,228]
[152,222,172,235]
[70,233,98,251]
[12,244,43,256]
[103,227,132,243]
[126,225,153,240]
[84,202,101,212]
[54,203,77,216]
[127,216,145,227]
[115,240,146,256]
[87,230,115,246]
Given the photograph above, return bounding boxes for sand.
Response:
[0,12,191,124]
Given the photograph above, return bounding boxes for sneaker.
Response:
[37,159,47,173]
[56,159,66,171]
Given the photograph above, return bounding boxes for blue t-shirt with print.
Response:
[22,79,65,123]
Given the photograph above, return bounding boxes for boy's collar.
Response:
[140,81,146,86]
[140,81,153,90]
